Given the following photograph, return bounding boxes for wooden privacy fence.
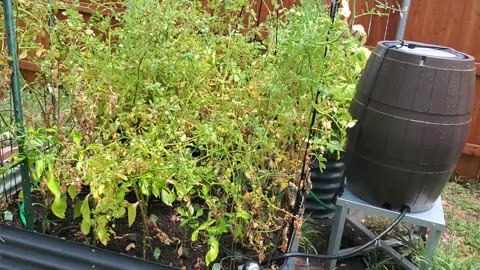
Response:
[354,0,480,180]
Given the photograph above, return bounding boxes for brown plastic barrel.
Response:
[346,40,476,212]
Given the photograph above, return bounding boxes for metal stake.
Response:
[2,0,34,230]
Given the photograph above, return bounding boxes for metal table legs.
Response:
[326,189,445,270]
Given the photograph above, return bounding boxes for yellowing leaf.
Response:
[191,229,199,242]
[51,197,67,219]
[80,196,91,234]
[127,202,139,227]
[81,217,91,235]
[72,130,82,146]
[236,210,251,220]
[177,245,183,258]
[205,237,219,265]
[68,185,79,200]
[18,50,28,60]
[46,170,62,198]
[97,229,109,246]
[73,200,83,218]
[81,196,90,218]
[34,159,45,180]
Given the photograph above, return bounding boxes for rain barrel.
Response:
[346,40,476,212]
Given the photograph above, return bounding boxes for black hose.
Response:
[269,207,409,262]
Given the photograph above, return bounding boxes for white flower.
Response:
[339,0,351,19]
[352,24,367,44]
[85,29,94,35]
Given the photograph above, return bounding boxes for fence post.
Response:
[2,0,34,230]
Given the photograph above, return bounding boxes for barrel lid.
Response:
[397,46,463,58]
[382,41,469,59]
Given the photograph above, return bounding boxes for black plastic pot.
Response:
[0,224,176,270]
[305,159,345,218]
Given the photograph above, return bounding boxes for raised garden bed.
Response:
[0,0,370,268]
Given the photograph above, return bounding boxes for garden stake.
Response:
[2,0,34,230]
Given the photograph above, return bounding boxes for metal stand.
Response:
[327,188,445,270]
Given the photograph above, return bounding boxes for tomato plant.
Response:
[2,0,367,265]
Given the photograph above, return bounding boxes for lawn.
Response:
[432,180,480,269]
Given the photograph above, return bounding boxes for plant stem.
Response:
[132,183,151,260]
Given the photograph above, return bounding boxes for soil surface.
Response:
[1,192,406,270]
[3,192,210,269]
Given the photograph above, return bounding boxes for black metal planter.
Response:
[305,159,345,218]
[0,224,176,270]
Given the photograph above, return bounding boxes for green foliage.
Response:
[8,0,366,264]
[272,2,367,160]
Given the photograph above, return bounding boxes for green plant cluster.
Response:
[2,0,367,264]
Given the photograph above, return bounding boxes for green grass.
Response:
[359,180,480,270]
[427,180,480,270]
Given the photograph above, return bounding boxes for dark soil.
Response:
[1,192,407,270]
[2,192,210,269]
[297,215,409,270]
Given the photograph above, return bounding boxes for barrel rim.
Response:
[378,40,475,61]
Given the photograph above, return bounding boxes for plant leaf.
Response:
[177,244,183,258]
[127,202,139,227]
[80,196,91,234]
[81,196,91,218]
[97,229,109,246]
[212,263,222,270]
[73,130,82,146]
[153,247,161,260]
[68,185,79,200]
[85,143,103,150]
[81,218,91,235]
[236,210,250,220]
[198,219,215,231]
[74,200,83,218]
[161,189,175,206]
[46,170,62,198]
[191,228,199,242]
[205,237,219,265]
[51,197,67,219]
[34,159,45,180]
